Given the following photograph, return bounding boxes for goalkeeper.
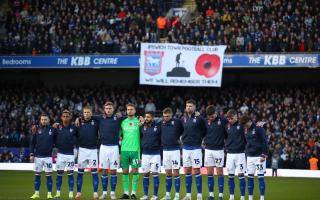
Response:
[119,103,142,200]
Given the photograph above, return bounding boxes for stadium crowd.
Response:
[0,82,319,169]
[1,0,320,54]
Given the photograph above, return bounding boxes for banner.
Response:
[223,54,319,68]
[0,55,138,68]
[139,43,227,87]
[0,54,319,69]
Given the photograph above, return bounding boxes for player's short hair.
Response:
[104,101,114,107]
[83,105,92,111]
[239,114,251,125]
[226,109,237,118]
[145,111,154,117]
[186,99,196,106]
[163,107,173,114]
[40,113,49,118]
[206,105,216,116]
[62,109,70,115]
[126,103,135,108]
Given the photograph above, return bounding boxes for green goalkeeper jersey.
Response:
[120,117,140,152]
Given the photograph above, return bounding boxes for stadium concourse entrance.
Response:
[1,68,319,87]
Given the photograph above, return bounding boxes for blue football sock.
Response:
[56,173,63,191]
[228,174,235,195]
[185,173,192,194]
[67,171,74,192]
[248,175,254,196]
[101,174,108,192]
[91,169,99,193]
[34,174,41,191]
[46,175,52,193]
[153,174,159,196]
[77,169,84,193]
[208,175,214,193]
[166,176,172,193]
[111,174,117,192]
[258,174,265,196]
[174,175,180,193]
[218,175,224,194]
[143,175,149,196]
[239,175,246,196]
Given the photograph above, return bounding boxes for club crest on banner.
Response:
[144,51,164,76]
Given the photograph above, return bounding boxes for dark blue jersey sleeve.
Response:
[222,117,229,139]
[177,119,184,137]
[199,116,207,138]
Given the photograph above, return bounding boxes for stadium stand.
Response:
[1,0,319,54]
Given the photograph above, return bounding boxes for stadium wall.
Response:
[0,163,319,178]
[0,68,319,87]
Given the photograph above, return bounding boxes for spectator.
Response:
[294,151,308,169]
[222,10,231,24]
[1,150,13,162]
[271,152,280,176]
[145,99,156,113]
[206,6,214,18]
[157,14,167,38]
[308,155,319,170]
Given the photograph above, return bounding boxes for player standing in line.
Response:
[119,103,141,200]
[95,102,124,200]
[140,111,162,200]
[203,106,228,200]
[240,115,268,200]
[75,106,99,200]
[160,107,183,200]
[30,113,55,199]
[181,100,206,200]
[225,109,246,200]
[53,110,77,200]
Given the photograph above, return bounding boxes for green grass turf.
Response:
[0,171,319,200]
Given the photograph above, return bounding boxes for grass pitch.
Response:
[0,171,319,200]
